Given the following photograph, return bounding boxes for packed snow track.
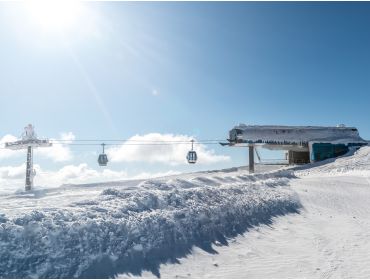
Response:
[128,147,370,278]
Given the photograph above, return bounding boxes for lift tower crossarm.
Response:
[5,139,52,150]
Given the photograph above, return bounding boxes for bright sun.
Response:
[23,0,84,32]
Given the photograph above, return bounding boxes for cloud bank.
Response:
[0,132,74,162]
[0,135,23,160]
[1,132,230,166]
[0,163,179,194]
[107,133,230,165]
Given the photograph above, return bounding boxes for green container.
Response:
[311,143,348,161]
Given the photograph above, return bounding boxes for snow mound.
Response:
[0,170,300,278]
[296,146,370,176]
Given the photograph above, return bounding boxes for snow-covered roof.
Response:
[229,124,366,145]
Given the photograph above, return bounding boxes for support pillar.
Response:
[249,145,255,173]
[25,146,33,191]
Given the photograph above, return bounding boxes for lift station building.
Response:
[227,124,367,169]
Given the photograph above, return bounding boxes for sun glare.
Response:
[23,0,84,32]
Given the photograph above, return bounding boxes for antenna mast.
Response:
[5,124,52,191]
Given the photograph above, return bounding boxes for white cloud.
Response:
[0,132,75,162]
[107,133,230,166]
[36,132,75,162]
[44,163,127,184]
[0,135,24,160]
[0,163,180,193]
[0,163,127,189]
[0,164,26,180]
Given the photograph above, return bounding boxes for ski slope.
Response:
[126,147,370,278]
[1,147,370,278]
[0,165,298,278]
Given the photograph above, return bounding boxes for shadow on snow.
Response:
[0,170,301,279]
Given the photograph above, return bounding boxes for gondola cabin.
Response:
[98,154,108,166]
[187,150,197,164]
[98,143,109,166]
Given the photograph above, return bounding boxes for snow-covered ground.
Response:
[126,147,370,279]
[0,165,298,278]
[1,147,370,278]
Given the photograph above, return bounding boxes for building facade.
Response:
[228,124,367,164]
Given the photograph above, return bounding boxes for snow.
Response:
[1,147,370,278]
[295,145,370,175]
[143,175,370,278]
[0,165,299,278]
[128,146,370,278]
[230,124,366,144]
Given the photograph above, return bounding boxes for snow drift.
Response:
[295,146,370,176]
[0,169,300,278]
[139,146,370,279]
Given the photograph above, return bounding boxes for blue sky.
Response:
[0,1,370,187]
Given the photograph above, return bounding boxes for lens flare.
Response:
[23,0,84,32]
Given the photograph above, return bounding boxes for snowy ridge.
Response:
[295,146,370,176]
[0,169,300,278]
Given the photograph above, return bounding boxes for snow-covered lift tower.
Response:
[5,124,52,191]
